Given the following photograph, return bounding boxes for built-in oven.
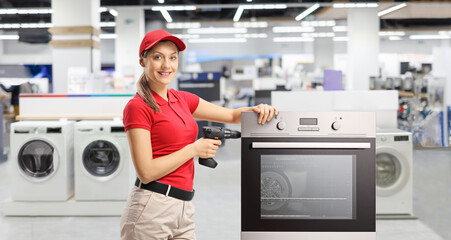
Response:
[241,111,376,240]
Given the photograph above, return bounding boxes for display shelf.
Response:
[3,197,126,216]
[398,91,427,99]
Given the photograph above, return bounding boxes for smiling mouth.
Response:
[158,72,171,76]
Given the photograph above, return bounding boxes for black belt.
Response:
[135,178,195,201]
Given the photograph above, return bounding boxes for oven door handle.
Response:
[252,142,371,149]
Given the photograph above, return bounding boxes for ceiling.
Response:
[1,0,451,33]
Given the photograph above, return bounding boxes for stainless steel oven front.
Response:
[241,111,376,240]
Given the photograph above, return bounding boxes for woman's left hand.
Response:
[251,104,279,125]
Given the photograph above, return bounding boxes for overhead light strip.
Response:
[167,22,201,29]
[410,35,451,40]
[100,22,116,27]
[233,21,268,28]
[233,6,244,22]
[173,34,200,39]
[0,23,53,29]
[273,37,314,42]
[187,27,247,34]
[235,33,267,39]
[333,3,378,8]
[188,38,247,43]
[233,4,287,22]
[108,9,118,17]
[301,20,335,27]
[100,34,117,39]
[302,32,335,38]
[379,31,405,36]
[160,9,173,22]
[0,8,53,14]
[295,3,320,21]
[151,6,196,11]
[272,26,315,33]
[378,3,407,17]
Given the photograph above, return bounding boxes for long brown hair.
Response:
[137,49,160,112]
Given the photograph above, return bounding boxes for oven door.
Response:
[241,137,375,233]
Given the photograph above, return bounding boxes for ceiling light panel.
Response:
[302,32,335,38]
[99,22,116,27]
[378,3,407,17]
[188,38,247,43]
[273,37,314,42]
[159,9,173,22]
[99,34,117,39]
[333,3,378,8]
[379,31,405,36]
[233,21,268,28]
[234,4,287,22]
[301,20,335,27]
[409,35,451,40]
[0,23,53,29]
[167,22,201,29]
[272,26,315,33]
[0,8,52,14]
[151,6,196,11]
[187,27,247,34]
[173,34,200,39]
[235,33,268,39]
[241,4,287,10]
[295,3,320,21]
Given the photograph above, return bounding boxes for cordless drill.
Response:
[199,126,241,168]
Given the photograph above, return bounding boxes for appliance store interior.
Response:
[1,0,451,239]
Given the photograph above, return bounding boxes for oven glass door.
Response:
[261,154,354,220]
[242,138,375,232]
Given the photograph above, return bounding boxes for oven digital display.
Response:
[300,118,318,125]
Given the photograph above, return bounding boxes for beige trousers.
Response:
[120,186,196,240]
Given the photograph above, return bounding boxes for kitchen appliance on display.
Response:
[74,120,134,201]
[376,129,413,217]
[241,111,376,239]
[10,120,75,201]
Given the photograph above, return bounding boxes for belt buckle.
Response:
[165,185,172,197]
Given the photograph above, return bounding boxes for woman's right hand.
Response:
[191,138,222,158]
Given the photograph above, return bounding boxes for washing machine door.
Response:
[18,140,55,178]
[376,147,409,196]
[82,140,120,177]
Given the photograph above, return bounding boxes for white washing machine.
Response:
[10,120,75,201]
[74,120,134,201]
[376,129,413,215]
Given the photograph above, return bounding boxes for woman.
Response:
[120,29,278,240]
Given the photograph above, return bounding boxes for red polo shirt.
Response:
[123,89,199,191]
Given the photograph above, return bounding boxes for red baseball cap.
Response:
[139,29,186,56]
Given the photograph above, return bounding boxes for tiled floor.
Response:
[0,127,448,240]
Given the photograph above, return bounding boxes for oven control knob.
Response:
[331,121,341,130]
[276,121,286,130]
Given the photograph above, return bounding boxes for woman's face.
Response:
[140,41,179,89]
